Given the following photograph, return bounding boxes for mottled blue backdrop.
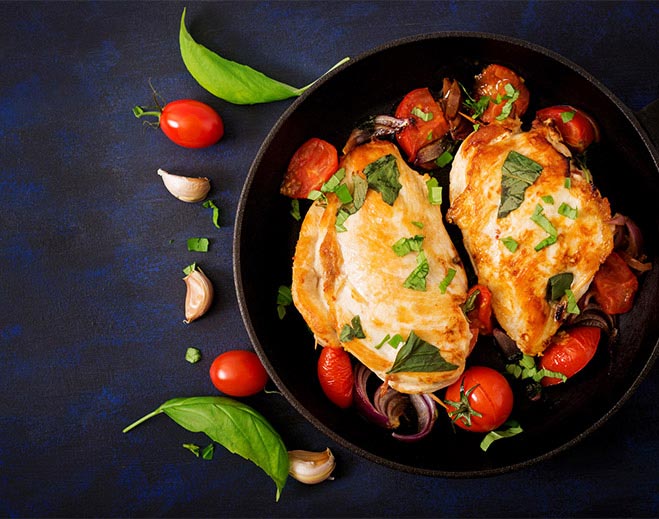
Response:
[0,1,657,517]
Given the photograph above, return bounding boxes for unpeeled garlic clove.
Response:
[287,448,336,484]
[158,168,211,203]
[183,265,214,323]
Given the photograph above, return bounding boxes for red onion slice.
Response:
[391,393,437,442]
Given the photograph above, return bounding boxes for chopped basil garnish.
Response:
[392,235,424,257]
[364,154,402,206]
[307,189,324,201]
[426,177,442,205]
[439,268,457,294]
[530,204,558,251]
[564,177,572,189]
[546,272,574,301]
[565,289,580,315]
[506,354,567,384]
[187,237,209,252]
[321,168,346,193]
[403,250,429,291]
[185,347,202,364]
[202,199,221,228]
[387,330,458,374]
[561,111,575,123]
[460,289,480,315]
[498,151,543,218]
[388,334,403,348]
[374,334,390,350]
[183,262,197,276]
[480,420,523,452]
[541,195,555,204]
[335,208,350,232]
[435,150,453,168]
[276,285,293,319]
[460,82,490,119]
[352,175,368,210]
[340,315,366,342]
[412,221,424,229]
[334,183,353,204]
[558,202,578,220]
[411,106,433,121]
[495,83,520,121]
[289,199,301,221]
[501,236,519,253]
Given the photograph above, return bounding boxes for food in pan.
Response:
[279,62,650,445]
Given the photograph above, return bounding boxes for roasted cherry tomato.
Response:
[157,99,224,148]
[317,347,354,408]
[395,87,449,162]
[535,105,599,153]
[280,138,339,199]
[444,366,513,433]
[465,284,494,336]
[592,252,639,315]
[209,350,269,397]
[474,64,530,123]
[539,326,601,386]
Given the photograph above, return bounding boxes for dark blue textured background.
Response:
[1,1,657,517]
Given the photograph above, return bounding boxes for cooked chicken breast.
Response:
[292,140,472,393]
[447,123,614,355]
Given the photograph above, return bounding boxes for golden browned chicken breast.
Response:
[292,140,472,393]
[447,123,614,355]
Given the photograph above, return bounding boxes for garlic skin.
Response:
[288,448,336,484]
[158,168,211,203]
[183,266,214,323]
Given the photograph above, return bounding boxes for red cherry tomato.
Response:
[209,350,268,397]
[592,252,639,315]
[444,366,513,433]
[474,64,530,123]
[158,100,224,148]
[317,347,354,408]
[465,284,494,336]
[539,326,601,386]
[280,138,339,199]
[535,105,599,153]
[395,87,449,162]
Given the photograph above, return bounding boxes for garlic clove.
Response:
[158,168,211,203]
[287,448,336,484]
[183,265,214,323]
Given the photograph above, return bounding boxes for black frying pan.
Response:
[234,33,659,476]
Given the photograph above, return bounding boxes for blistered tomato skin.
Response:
[535,105,599,153]
[317,347,354,408]
[209,350,269,397]
[539,327,601,386]
[159,99,224,148]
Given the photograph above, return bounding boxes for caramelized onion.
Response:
[391,393,437,442]
[342,115,410,154]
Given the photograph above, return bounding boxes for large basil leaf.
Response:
[498,151,543,218]
[179,9,348,105]
[387,331,458,374]
[123,396,288,500]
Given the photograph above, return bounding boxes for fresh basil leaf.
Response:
[480,420,523,452]
[185,347,202,364]
[202,199,221,228]
[276,285,293,320]
[561,111,575,123]
[412,221,424,229]
[495,83,520,121]
[546,272,574,301]
[411,106,433,121]
[438,268,456,294]
[403,250,429,291]
[460,289,480,315]
[364,154,402,206]
[558,202,578,220]
[541,195,555,204]
[392,235,424,257]
[187,237,209,252]
[201,443,215,460]
[179,9,349,104]
[501,236,519,253]
[565,289,580,315]
[388,334,403,348]
[340,315,366,342]
[123,396,289,501]
[498,151,543,218]
[387,331,458,374]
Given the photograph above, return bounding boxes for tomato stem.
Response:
[132,105,162,122]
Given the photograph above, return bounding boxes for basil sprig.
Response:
[498,151,543,218]
[387,331,458,374]
[123,396,289,501]
[179,8,349,104]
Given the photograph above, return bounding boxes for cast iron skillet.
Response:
[234,33,659,476]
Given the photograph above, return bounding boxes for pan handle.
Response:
[636,99,659,150]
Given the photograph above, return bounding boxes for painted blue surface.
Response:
[0,1,657,517]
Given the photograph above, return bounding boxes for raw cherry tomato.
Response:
[159,100,224,148]
[539,326,601,386]
[444,366,514,433]
[535,105,599,153]
[317,347,354,408]
[474,64,530,123]
[209,350,268,397]
[280,138,339,198]
[592,252,639,315]
[395,87,449,162]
